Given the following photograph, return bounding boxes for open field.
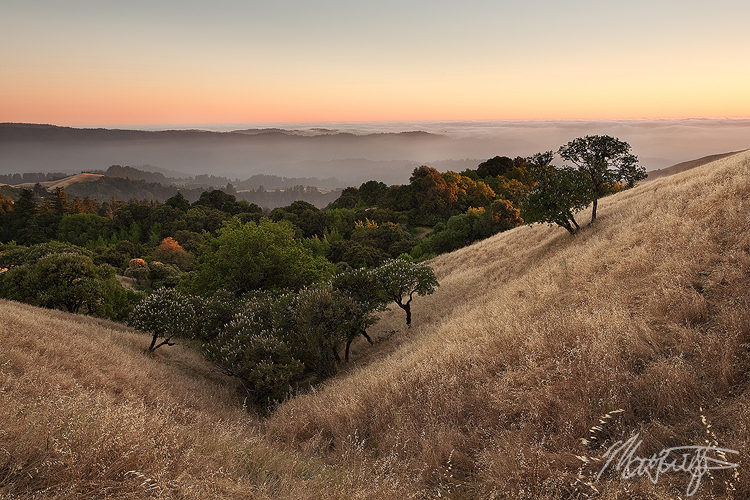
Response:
[2,150,750,498]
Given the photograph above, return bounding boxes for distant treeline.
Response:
[0,165,344,210]
[98,165,345,191]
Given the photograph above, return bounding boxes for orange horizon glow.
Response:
[4,83,750,128]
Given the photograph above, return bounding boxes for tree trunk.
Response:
[590,198,598,223]
[148,333,158,352]
[345,339,353,362]
[345,330,374,362]
[397,298,413,327]
[559,219,576,235]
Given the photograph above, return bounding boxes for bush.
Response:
[204,285,370,410]
[0,250,135,319]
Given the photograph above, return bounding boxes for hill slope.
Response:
[2,150,750,498]
[270,149,750,498]
[0,304,379,499]
[645,150,747,181]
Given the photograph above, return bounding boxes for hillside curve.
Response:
[2,150,750,498]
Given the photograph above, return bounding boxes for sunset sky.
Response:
[2,0,749,126]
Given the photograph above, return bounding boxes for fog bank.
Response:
[2,119,748,186]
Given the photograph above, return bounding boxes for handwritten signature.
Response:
[597,433,739,496]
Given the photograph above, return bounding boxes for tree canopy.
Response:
[372,258,439,327]
[521,155,593,235]
[183,217,335,296]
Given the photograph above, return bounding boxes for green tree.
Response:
[203,286,364,410]
[372,258,439,327]
[358,180,388,206]
[270,200,328,239]
[165,191,190,212]
[558,135,645,223]
[0,249,134,318]
[183,217,335,296]
[194,189,241,214]
[189,290,239,342]
[330,267,388,361]
[57,213,112,247]
[521,152,593,235]
[421,201,520,255]
[53,186,70,216]
[291,286,362,375]
[11,189,46,245]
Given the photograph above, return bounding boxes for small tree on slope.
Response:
[373,258,439,327]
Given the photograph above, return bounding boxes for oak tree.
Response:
[558,135,645,223]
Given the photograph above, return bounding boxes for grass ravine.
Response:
[2,150,750,499]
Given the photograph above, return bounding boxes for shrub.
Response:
[0,250,134,319]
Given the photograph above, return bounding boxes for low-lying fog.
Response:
[1,119,748,187]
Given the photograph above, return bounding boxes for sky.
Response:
[2,0,750,126]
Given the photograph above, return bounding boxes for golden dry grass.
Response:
[2,150,750,498]
[0,303,407,499]
[14,173,104,191]
[269,150,750,498]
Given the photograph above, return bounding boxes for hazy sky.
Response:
[2,0,749,126]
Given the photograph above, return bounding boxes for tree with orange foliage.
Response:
[153,237,194,270]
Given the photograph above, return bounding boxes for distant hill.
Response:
[645,150,746,180]
[14,172,105,190]
[4,151,750,498]
[0,123,448,185]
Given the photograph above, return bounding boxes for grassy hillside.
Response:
[14,173,105,191]
[2,150,750,498]
[645,150,747,181]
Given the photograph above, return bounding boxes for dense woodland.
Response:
[0,154,539,266]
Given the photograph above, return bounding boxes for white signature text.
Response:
[597,433,739,496]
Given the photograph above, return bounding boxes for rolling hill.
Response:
[645,150,747,181]
[13,172,105,190]
[2,150,750,498]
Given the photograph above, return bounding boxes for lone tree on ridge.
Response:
[558,135,645,223]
